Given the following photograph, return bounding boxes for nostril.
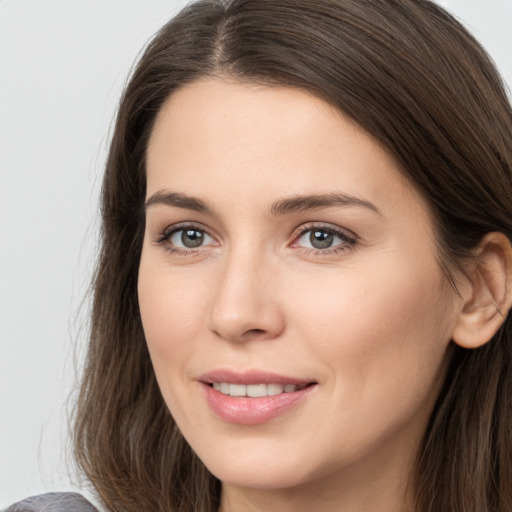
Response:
[239,328,270,340]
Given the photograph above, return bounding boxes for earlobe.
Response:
[452,232,512,349]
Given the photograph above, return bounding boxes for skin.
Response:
[138,79,465,512]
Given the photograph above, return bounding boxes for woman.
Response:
[8,0,512,511]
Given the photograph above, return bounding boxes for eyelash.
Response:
[291,222,358,256]
[153,222,214,256]
[153,222,358,257]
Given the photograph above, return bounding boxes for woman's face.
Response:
[139,79,461,495]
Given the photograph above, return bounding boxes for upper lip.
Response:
[199,369,316,386]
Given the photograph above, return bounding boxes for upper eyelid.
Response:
[162,221,213,236]
[291,222,357,240]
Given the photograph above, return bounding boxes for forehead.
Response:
[147,79,349,172]
[146,78,425,219]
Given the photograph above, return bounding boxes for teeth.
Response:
[267,384,284,396]
[212,382,307,397]
[247,384,267,397]
[229,384,246,397]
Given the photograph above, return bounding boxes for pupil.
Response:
[310,229,333,249]
[182,229,204,248]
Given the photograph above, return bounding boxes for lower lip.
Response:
[201,383,316,425]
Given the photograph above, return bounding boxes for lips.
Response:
[199,370,317,425]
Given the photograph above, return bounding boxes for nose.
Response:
[207,249,285,343]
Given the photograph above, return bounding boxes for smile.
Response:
[211,382,309,397]
[201,378,317,425]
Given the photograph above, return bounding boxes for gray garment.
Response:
[6,493,98,512]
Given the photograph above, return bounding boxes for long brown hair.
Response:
[74,1,512,511]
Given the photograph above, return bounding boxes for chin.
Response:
[189,434,330,491]
[208,461,314,490]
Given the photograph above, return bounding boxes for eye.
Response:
[154,223,217,254]
[302,229,337,249]
[168,227,214,249]
[293,225,357,252]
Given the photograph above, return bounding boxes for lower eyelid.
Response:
[303,244,352,255]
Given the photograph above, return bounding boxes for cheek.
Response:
[284,257,453,395]
[137,259,215,429]
[288,265,447,339]
[137,257,211,375]
[278,264,454,465]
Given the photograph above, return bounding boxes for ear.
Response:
[452,232,512,349]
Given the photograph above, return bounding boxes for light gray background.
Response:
[1,1,511,509]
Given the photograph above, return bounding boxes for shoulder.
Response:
[6,492,99,512]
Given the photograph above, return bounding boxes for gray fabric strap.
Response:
[6,493,98,512]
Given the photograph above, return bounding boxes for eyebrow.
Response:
[144,190,381,216]
[269,193,382,216]
[144,191,214,214]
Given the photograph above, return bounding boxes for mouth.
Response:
[199,371,318,425]
[209,382,313,397]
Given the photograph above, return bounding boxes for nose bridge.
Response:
[207,242,283,342]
